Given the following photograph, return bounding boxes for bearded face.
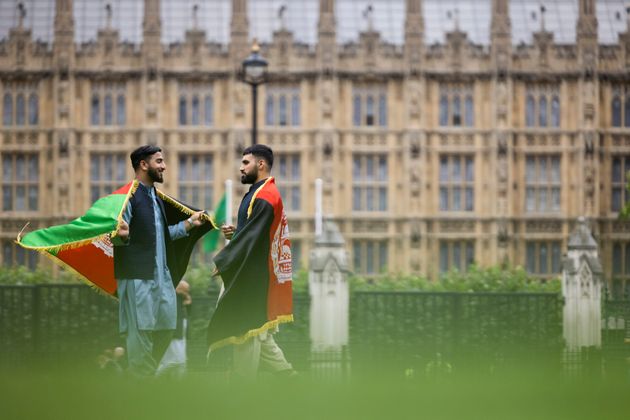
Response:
[240,153,259,184]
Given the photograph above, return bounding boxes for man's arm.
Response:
[111,202,132,246]
[169,210,206,241]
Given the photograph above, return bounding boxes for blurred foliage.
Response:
[0,264,561,293]
[620,172,630,219]
[349,264,561,293]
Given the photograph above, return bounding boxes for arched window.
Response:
[439,94,448,126]
[104,94,113,125]
[625,95,630,127]
[291,94,300,126]
[452,95,461,126]
[178,96,187,125]
[91,94,100,125]
[116,94,125,125]
[28,93,38,125]
[204,95,213,126]
[353,94,361,126]
[464,95,474,127]
[16,94,25,126]
[366,95,374,126]
[3,93,12,126]
[191,95,200,125]
[538,96,548,127]
[551,95,560,127]
[279,95,287,126]
[378,94,387,127]
[265,94,274,125]
[526,95,535,127]
[612,95,622,127]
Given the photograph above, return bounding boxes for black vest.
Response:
[114,183,174,280]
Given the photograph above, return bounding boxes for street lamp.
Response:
[241,40,268,145]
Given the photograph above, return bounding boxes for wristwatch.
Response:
[187,217,193,226]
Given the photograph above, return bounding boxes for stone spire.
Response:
[490,0,511,72]
[53,0,75,70]
[404,0,423,73]
[317,0,336,72]
[577,0,598,74]
[230,0,249,68]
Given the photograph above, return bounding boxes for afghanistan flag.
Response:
[16,180,216,297]
[207,177,293,351]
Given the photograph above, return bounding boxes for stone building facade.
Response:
[1,0,630,294]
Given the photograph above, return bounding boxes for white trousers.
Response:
[232,330,293,377]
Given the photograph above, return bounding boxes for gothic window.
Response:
[178,82,213,127]
[265,86,300,127]
[439,84,474,127]
[178,154,214,210]
[91,82,126,126]
[464,95,474,127]
[525,155,561,213]
[353,87,387,127]
[15,94,25,126]
[28,93,38,125]
[525,85,560,128]
[3,93,12,125]
[612,95,622,127]
[526,241,562,275]
[353,240,388,275]
[439,155,474,212]
[611,155,630,212]
[439,94,449,126]
[276,154,301,212]
[2,153,39,211]
[439,241,475,273]
[352,154,388,212]
[90,153,127,204]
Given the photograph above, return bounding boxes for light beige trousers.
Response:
[232,329,293,377]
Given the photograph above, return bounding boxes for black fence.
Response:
[1,285,628,375]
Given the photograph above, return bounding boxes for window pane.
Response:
[191,96,200,125]
[116,155,126,182]
[526,157,536,183]
[292,157,300,180]
[3,93,12,125]
[366,242,374,274]
[353,95,361,126]
[551,157,560,183]
[526,187,536,212]
[439,95,448,126]
[612,187,622,212]
[279,156,287,178]
[116,94,125,125]
[465,187,474,211]
[279,95,287,126]
[28,93,38,125]
[28,155,38,181]
[104,154,113,180]
[366,156,374,181]
[291,94,300,126]
[551,187,560,211]
[378,156,387,181]
[452,187,461,211]
[551,242,561,273]
[453,243,462,271]
[205,95,213,126]
[353,187,362,211]
[612,157,622,182]
[366,188,374,211]
[91,95,100,125]
[539,96,548,127]
[3,186,12,211]
[465,157,474,182]
[104,94,113,125]
[440,242,449,273]
[526,243,536,273]
[191,156,200,179]
[439,157,449,182]
[466,242,475,269]
[452,95,461,126]
[452,158,461,182]
[379,241,387,272]
[378,94,387,127]
[353,241,361,272]
[464,95,474,127]
[439,187,448,211]
[539,243,548,273]
[612,96,622,127]
[3,241,12,266]
[205,186,213,209]
[15,245,24,265]
[179,96,187,125]
[366,95,374,126]
[179,156,187,181]
[526,95,535,127]
[379,187,387,211]
[551,96,560,127]
[538,188,548,212]
[613,244,622,274]
[91,186,100,204]
[265,95,274,125]
[15,155,25,181]
[28,186,37,210]
[2,155,11,181]
[191,186,199,205]
[353,155,361,179]
[625,96,630,127]
[15,185,25,210]
[204,156,213,182]
[16,94,25,125]
[539,157,548,182]
[291,186,300,211]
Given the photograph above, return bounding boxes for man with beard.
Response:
[114,145,207,376]
[208,144,295,378]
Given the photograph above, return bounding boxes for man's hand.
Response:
[221,224,235,240]
[117,220,129,241]
[188,211,206,227]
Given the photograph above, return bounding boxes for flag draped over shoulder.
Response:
[207,177,293,352]
[16,180,216,297]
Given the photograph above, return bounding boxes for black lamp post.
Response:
[241,41,268,145]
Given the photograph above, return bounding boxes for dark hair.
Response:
[130,145,161,171]
[243,144,274,169]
